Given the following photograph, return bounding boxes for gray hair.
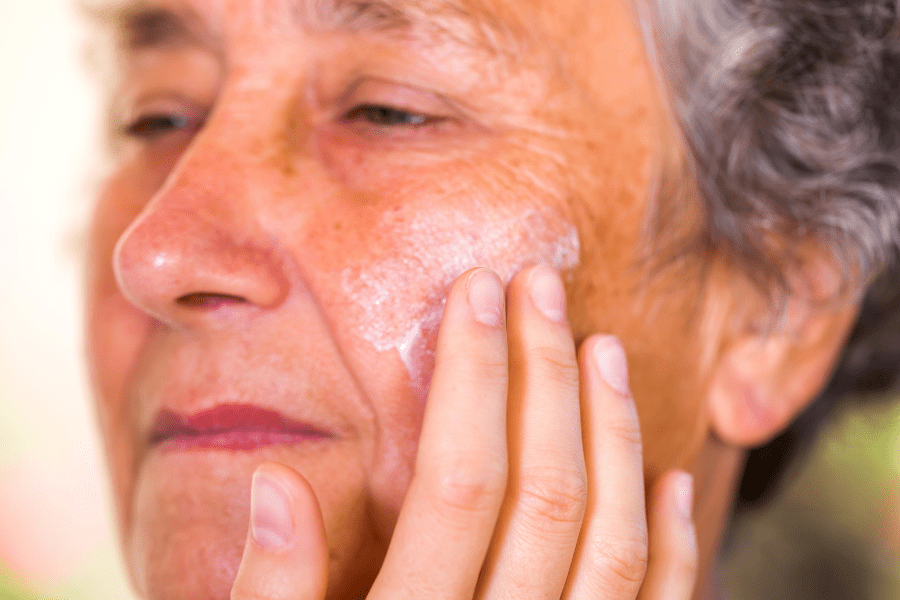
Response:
[649,0,900,498]
[649,0,900,293]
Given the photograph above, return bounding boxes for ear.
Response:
[705,255,862,448]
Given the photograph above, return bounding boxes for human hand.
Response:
[230,265,698,600]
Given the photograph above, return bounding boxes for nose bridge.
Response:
[113,95,300,326]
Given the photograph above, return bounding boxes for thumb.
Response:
[231,462,329,600]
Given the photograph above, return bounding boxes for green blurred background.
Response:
[724,398,900,599]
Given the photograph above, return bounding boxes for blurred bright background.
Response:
[0,1,137,597]
[0,1,899,600]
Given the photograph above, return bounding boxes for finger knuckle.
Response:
[585,531,649,593]
[429,461,508,516]
[515,467,588,527]
[525,345,579,389]
[445,349,508,388]
[477,356,511,385]
[606,419,643,451]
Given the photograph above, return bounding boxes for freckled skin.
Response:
[87,0,712,598]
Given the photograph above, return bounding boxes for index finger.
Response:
[368,268,510,600]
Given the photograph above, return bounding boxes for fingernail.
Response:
[528,264,567,323]
[468,269,504,327]
[592,335,630,396]
[251,471,294,551]
[674,471,694,521]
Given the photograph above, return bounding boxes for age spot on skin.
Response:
[341,206,581,399]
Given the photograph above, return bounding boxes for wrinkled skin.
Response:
[84,0,833,598]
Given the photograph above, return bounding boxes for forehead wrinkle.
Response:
[90,0,524,58]
[309,0,408,30]
[305,0,521,57]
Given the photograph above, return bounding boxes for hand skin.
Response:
[230,265,698,600]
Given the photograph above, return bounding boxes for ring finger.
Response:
[562,334,648,600]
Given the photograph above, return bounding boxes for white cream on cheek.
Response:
[341,206,580,399]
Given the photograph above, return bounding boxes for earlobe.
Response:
[704,261,861,449]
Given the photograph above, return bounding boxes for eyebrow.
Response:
[314,0,411,31]
[93,0,514,57]
[318,0,517,57]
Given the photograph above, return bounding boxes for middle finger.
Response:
[476,264,587,600]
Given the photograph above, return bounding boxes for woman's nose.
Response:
[113,144,290,328]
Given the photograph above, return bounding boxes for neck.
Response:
[690,436,746,600]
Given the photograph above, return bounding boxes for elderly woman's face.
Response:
[87,0,709,597]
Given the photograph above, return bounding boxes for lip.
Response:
[149,404,335,451]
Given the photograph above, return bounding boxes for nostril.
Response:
[176,292,249,310]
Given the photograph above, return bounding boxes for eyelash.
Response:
[342,104,440,128]
[123,103,441,142]
[123,113,196,140]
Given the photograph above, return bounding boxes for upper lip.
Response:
[148,403,336,448]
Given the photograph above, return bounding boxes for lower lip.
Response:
[157,430,331,451]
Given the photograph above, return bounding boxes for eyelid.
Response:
[117,93,209,144]
[334,77,461,121]
[121,93,206,127]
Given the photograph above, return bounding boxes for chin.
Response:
[121,445,386,599]
[123,450,251,600]
[131,534,244,600]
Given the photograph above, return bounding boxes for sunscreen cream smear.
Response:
[341,206,580,399]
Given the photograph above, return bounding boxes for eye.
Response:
[123,113,198,140]
[343,104,439,127]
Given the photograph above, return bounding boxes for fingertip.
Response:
[466,268,505,327]
[525,263,567,324]
[252,462,327,549]
[670,469,699,584]
[251,467,296,552]
[671,470,694,523]
[232,463,329,600]
[640,469,698,600]
[578,335,639,439]
[650,469,696,534]
[590,335,630,397]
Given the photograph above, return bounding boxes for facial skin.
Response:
[85,0,856,598]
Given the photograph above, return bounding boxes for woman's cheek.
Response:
[313,122,581,396]
[339,204,581,400]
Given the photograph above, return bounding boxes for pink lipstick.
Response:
[149,404,333,451]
